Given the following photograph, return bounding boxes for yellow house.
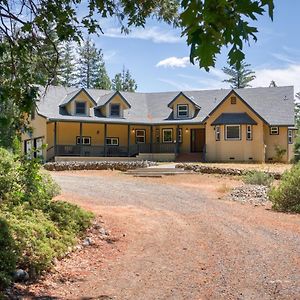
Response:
[22,85,296,163]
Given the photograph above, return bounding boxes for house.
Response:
[22,85,296,163]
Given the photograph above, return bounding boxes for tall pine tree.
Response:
[222,61,256,89]
[112,66,137,92]
[77,36,98,88]
[58,42,76,87]
[93,50,111,90]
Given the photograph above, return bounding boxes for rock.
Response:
[229,184,269,205]
[99,227,109,236]
[82,237,93,246]
[44,160,158,172]
[14,269,29,282]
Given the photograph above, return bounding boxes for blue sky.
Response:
[90,1,300,94]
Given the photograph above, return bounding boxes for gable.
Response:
[206,91,264,126]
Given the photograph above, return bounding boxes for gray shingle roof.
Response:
[36,85,295,126]
[211,113,257,125]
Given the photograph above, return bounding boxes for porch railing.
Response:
[52,143,177,158]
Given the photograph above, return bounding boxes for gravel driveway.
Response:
[41,171,300,299]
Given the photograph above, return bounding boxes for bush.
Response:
[0,148,94,289]
[243,170,274,187]
[268,163,300,213]
[274,145,287,162]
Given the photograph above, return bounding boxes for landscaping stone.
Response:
[82,237,93,247]
[44,160,157,172]
[14,269,29,282]
[176,163,282,179]
[229,184,269,205]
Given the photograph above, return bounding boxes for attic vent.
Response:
[231,96,237,104]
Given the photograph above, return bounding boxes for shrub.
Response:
[274,145,287,162]
[294,135,300,163]
[0,217,16,289]
[0,148,94,289]
[268,163,300,213]
[243,170,274,187]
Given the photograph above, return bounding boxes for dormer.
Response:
[59,88,97,116]
[167,92,201,119]
[96,91,131,118]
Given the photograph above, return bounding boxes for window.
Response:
[231,96,237,104]
[35,138,43,158]
[25,140,33,159]
[75,102,86,115]
[215,126,220,141]
[177,128,182,143]
[106,137,119,146]
[288,130,293,144]
[163,129,173,143]
[110,104,120,117]
[225,125,240,140]
[270,126,279,135]
[246,125,252,140]
[177,104,188,118]
[76,136,91,145]
[135,129,146,144]
[155,129,160,143]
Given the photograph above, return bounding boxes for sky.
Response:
[89,1,300,94]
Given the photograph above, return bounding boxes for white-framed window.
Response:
[246,125,252,140]
[25,140,33,158]
[110,103,120,117]
[135,129,146,144]
[177,128,182,143]
[163,129,173,143]
[288,129,293,144]
[75,102,86,115]
[76,136,91,145]
[225,125,241,140]
[106,137,119,146]
[270,126,279,135]
[35,137,43,158]
[177,104,189,118]
[215,125,220,141]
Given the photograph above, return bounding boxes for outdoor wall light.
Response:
[96,130,100,134]
[132,128,135,133]
[185,128,189,133]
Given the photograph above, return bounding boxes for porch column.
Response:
[54,121,57,156]
[127,124,130,157]
[176,125,180,155]
[104,123,107,157]
[79,122,83,156]
[150,125,153,153]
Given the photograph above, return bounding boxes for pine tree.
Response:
[58,42,76,87]
[269,80,277,87]
[222,61,256,89]
[77,36,99,88]
[93,50,111,90]
[112,66,137,92]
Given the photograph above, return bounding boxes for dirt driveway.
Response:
[25,171,300,299]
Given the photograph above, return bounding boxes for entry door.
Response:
[191,129,205,152]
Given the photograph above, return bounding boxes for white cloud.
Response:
[271,53,296,64]
[104,26,181,44]
[253,64,300,94]
[158,78,199,90]
[156,56,190,68]
[103,50,117,62]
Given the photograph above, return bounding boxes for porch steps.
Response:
[125,167,192,177]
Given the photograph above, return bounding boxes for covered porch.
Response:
[46,121,185,161]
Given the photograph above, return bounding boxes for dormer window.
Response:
[110,104,120,117]
[177,104,188,118]
[75,102,86,115]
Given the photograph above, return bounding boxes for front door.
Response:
[191,129,205,152]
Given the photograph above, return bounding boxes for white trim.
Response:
[246,125,252,140]
[163,129,173,143]
[135,129,146,144]
[76,136,91,145]
[288,129,293,144]
[110,103,121,117]
[225,125,241,140]
[215,125,220,141]
[106,137,119,146]
[270,126,279,135]
[75,101,87,115]
[177,104,188,118]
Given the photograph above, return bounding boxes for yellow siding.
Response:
[169,95,196,119]
[205,93,265,162]
[21,113,47,159]
[65,91,95,116]
[264,125,289,162]
[100,94,130,117]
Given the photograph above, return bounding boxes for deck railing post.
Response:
[104,123,107,157]
[79,122,83,156]
[127,124,130,157]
